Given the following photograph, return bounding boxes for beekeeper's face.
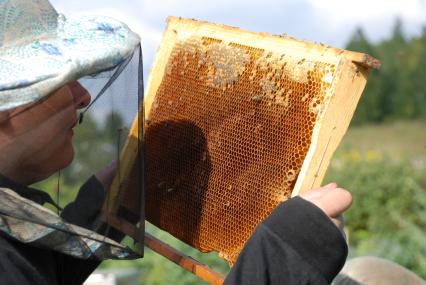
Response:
[0,81,91,184]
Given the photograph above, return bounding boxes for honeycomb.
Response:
[143,18,375,264]
[133,17,380,265]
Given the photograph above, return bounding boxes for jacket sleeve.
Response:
[60,176,105,230]
[224,197,348,285]
[59,176,122,285]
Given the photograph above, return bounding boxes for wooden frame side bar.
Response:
[103,214,225,285]
[145,233,226,285]
[292,59,371,196]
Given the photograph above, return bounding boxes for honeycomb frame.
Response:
[105,17,379,266]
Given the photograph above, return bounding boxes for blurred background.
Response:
[46,0,426,284]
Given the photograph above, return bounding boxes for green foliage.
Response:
[325,158,426,279]
[412,27,426,118]
[347,20,426,124]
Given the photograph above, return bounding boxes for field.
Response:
[98,120,426,284]
[325,120,426,280]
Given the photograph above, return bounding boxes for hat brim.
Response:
[0,14,140,111]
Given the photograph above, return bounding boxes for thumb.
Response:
[300,185,352,218]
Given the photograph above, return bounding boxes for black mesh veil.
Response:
[0,46,144,260]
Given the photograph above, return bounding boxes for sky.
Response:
[50,0,426,80]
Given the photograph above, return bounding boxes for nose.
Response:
[68,81,91,109]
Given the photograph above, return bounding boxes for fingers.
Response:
[300,183,352,218]
[300,182,338,200]
[299,183,351,239]
[323,182,338,190]
[316,187,352,218]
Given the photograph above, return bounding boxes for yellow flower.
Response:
[348,149,361,162]
[364,150,381,162]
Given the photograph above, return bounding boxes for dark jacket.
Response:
[224,197,348,285]
[0,175,106,285]
[0,175,347,285]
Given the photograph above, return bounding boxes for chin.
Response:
[36,144,75,182]
[58,144,75,170]
[26,156,74,185]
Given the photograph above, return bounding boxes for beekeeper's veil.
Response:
[0,0,144,260]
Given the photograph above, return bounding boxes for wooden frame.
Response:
[102,17,379,284]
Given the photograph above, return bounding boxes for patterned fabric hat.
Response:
[0,0,141,111]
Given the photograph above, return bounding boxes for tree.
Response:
[411,26,426,118]
[346,19,426,124]
[380,19,418,119]
[346,28,385,124]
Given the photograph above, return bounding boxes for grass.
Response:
[337,120,426,160]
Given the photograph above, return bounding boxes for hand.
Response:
[299,183,352,237]
[94,160,117,191]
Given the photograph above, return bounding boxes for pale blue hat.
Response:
[0,0,141,111]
